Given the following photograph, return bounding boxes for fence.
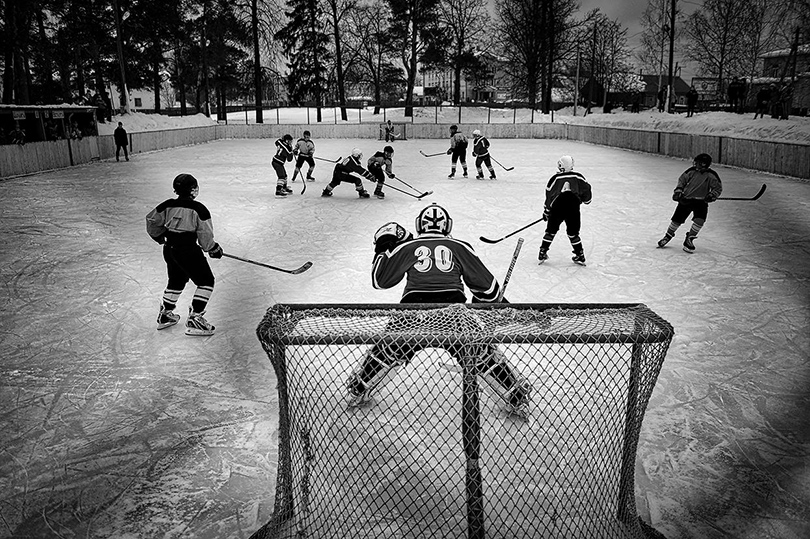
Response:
[2,123,807,180]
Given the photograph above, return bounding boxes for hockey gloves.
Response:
[705,193,718,203]
[208,243,223,258]
[374,222,413,255]
[672,189,683,201]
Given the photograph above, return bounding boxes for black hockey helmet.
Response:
[303,130,311,137]
[694,153,712,167]
[173,173,199,197]
[450,124,458,131]
[384,145,394,154]
[282,133,293,141]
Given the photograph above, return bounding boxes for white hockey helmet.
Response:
[557,155,574,172]
[472,129,482,137]
[351,147,363,159]
[416,203,453,236]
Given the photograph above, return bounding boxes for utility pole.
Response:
[666,0,677,112]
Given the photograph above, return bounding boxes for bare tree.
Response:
[434,0,489,104]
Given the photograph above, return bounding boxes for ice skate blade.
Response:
[157,320,178,330]
[185,327,215,336]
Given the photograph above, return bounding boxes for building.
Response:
[748,44,809,114]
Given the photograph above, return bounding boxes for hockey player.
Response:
[321,148,378,198]
[367,145,395,199]
[471,129,496,180]
[145,173,223,336]
[657,153,723,253]
[272,134,295,197]
[537,155,593,266]
[445,125,469,178]
[384,120,397,142]
[346,204,532,417]
[290,130,316,183]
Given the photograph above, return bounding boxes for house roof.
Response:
[761,44,810,58]
[638,74,691,93]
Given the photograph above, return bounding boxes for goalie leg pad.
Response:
[346,350,405,406]
[476,348,532,410]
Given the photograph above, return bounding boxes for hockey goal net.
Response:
[379,122,408,141]
[251,303,673,539]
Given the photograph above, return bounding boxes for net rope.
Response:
[251,303,674,539]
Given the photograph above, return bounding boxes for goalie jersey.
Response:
[372,233,501,302]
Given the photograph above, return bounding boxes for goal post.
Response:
[379,122,408,141]
[251,303,674,539]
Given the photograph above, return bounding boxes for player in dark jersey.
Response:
[145,173,223,336]
[346,203,532,417]
[273,134,295,197]
[446,125,469,178]
[290,130,316,183]
[657,153,723,253]
[471,129,496,180]
[321,148,377,199]
[538,155,593,266]
[367,145,394,199]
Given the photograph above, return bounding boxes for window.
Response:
[134,98,142,107]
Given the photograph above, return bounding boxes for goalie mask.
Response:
[557,155,574,172]
[173,173,199,198]
[415,203,453,236]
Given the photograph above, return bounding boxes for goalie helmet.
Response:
[415,203,453,236]
[557,155,574,172]
[694,153,712,168]
[351,147,363,159]
[173,173,199,198]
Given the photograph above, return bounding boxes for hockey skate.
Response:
[283,185,294,194]
[537,248,548,264]
[572,253,586,266]
[462,171,468,177]
[489,175,497,180]
[358,189,371,199]
[657,233,673,248]
[186,308,215,336]
[475,174,484,180]
[306,175,315,181]
[503,378,533,420]
[683,233,696,253]
[477,349,532,419]
[374,188,385,199]
[321,188,332,197]
[275,186,288,197]
[157,306,180,330]
[448,172,455,178]
[346,353,402,408]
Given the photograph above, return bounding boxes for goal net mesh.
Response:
[379,123,408,141]
[251,303,673,539]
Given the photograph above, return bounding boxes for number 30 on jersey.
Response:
[413,245,453,272]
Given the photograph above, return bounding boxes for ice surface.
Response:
[0,133,808,538]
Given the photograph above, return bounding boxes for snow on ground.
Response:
[97,106,810,145]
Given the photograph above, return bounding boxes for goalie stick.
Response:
[491,156,515,172]
[223,253,313,274]
[479,217,546,244]
[420,150,445,158]
[717,183,767,201]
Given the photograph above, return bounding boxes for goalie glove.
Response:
[374,222,413,255]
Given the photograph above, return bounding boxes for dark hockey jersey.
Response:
[372,233,501,302]
[273,139,294,163]
[543,171,592,212]
[333,155,376,182]
[145,197,216,250]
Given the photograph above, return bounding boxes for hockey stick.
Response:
[389,175,423,195]
[491,156,514,172]
[223,253,313,274]
[420,150,445,158]
[382,183,433,200]
[479,217,545,244]
[314,155,341,163]
[717,184,767,201]
[498,237,523,302]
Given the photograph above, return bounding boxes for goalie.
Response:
[346,203,532,417]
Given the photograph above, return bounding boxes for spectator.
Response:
[753,85,772,119]
[114,121,129,161]
[727,77,741,112]
[657,88,666,112]
[736,78,748,113]
[70,120,83,140]
[686,86,699,118]
[10,122,26,145]
[778,82,793,120]
[770,84,782,119]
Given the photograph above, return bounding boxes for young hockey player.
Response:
[446,125,469,178]
[384,120,397,142]
[272,134,295,197]
[145,173,223,336]
[537,155,593,266]
[367,145,395,199]
[657,153,723,253]
[346,203,532,417]
[471,129,496,180]
[290,130,316,183]
[321,148,378,199]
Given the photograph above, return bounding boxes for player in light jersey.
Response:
[346,204,532,417]
[290,130,316,183]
